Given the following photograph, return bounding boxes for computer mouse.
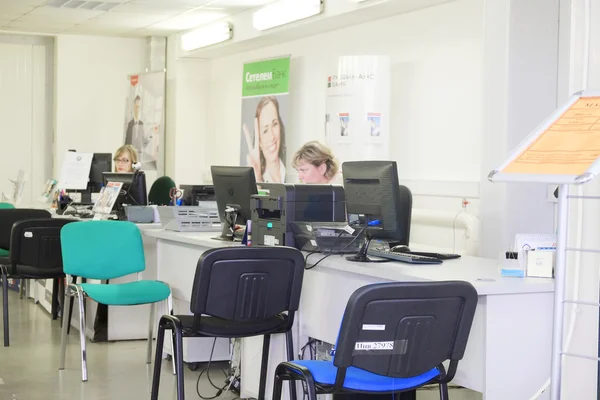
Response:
[390,245,410,253]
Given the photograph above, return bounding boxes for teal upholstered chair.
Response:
[59,220,172,382]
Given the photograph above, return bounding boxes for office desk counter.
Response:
[141,229,554,400]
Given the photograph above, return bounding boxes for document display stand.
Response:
[489,89,600,399]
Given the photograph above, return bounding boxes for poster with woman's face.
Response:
[240,95,289,183]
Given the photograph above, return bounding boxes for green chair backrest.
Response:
[0,202,15,209]
[61,220,145,280]
[148,176,176,206]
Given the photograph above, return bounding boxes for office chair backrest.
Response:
[0,202,15,209]
[0,209,51,250]
[398,185,412,245]
[190,246,305,325]
[10,219,75,270]
[61,220,146,279]
[333,281,478,378]
[148,176,176,206]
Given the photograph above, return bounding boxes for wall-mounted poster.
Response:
[123,72,165,172]
[325,56,391,163]
[239,56,290,183]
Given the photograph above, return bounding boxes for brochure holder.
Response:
[489,89,600,399]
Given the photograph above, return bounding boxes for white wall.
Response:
[165,35,212,186]
[205,0,484,184]
[164,0,486,254]
[479,0,560,258]
[54,34,147,175]
[0,35,53,205]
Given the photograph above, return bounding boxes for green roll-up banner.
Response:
[240,56,291,183]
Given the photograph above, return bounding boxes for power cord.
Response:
[196,338,228,400]
[305,223,370,270]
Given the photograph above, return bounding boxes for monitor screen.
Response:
[342,161,412,259]
[102,172,148,218]
[89,153,112,193]
[211,166,257,241]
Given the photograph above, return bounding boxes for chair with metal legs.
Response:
[150,246,305,400]
[272,281,478,400]
[0,218,74,347]
[58,220,172,382]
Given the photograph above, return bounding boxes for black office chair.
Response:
[272,281,478,400]
[0,209,52,303]
[151,246,305,400]
[0,217,75,347]
[148,176,176,206]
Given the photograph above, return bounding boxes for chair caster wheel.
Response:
[165,354,172,362]
[188,362,200,371]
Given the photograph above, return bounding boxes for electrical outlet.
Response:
[547,185,559,203]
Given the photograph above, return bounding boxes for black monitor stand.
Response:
[213,205,241,242]
[346,233,392,264]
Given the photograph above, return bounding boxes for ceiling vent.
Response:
[46,0,120,11]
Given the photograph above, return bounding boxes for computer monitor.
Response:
[102,171,148,219]
[79,153,112,204]
[180,185,216,205]
[211,166,257,241]
[342,160,412,262]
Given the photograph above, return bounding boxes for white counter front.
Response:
[141,228,554,400]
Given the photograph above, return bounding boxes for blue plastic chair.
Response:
[58,220,172,382]
[271,281,478,400]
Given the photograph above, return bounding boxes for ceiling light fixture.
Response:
[253,0,324,31]
[46,0,119,11]
[180,22,233,51]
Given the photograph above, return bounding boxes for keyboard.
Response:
[367,249,443,264]
[402,251,461,260]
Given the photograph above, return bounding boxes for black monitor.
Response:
[102,171,148,219]
[342,160,412,262]
[211,166,257,241]
[180,185,216,205]
[67,152,112,204]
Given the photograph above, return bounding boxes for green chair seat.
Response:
[80,280,170,306]
[0,248,9,257]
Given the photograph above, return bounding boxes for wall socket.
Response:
[547,185,559,203]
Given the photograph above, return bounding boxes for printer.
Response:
[251,184,346,247]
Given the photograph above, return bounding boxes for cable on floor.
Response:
[195,338,228,400]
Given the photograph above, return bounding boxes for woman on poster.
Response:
[243,96,287,183]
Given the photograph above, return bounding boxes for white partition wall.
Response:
[0,36,53,206]
[325,55,391,162]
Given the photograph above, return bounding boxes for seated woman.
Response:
[292,141,341,184]
[113,144,139,173]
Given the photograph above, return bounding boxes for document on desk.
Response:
[59,152,93,190]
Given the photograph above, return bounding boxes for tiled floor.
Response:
[0,291,481,400]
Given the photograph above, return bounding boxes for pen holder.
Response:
[498,251,525,277]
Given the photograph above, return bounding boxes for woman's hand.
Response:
[243,117,263,182]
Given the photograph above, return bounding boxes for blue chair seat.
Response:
[81,281,170,305]
[290,360,440,392]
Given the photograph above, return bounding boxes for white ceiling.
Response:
[0,0,274,37]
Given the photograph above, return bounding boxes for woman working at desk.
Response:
[292,141,341,184]
[113,144,138,173]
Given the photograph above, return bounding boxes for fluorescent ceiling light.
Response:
[253,0,323,31]
[181,21,232,51]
